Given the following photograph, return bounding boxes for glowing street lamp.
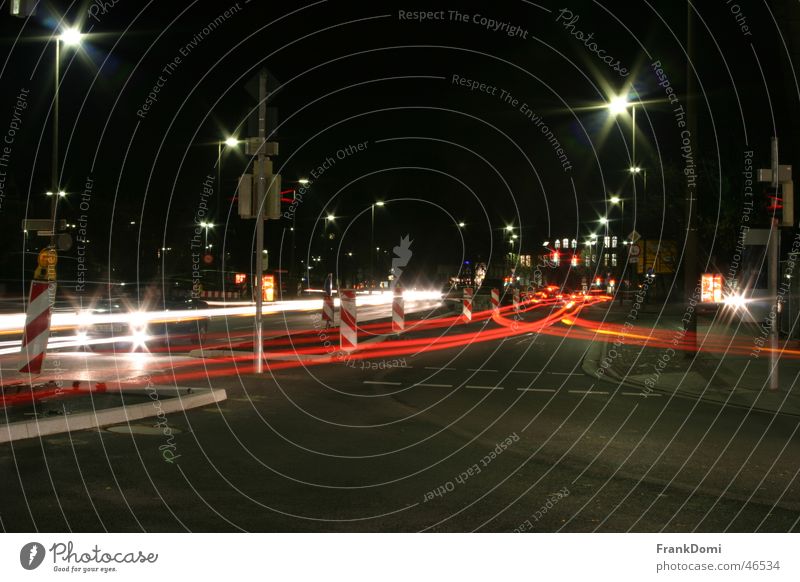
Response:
[52,25,83,231]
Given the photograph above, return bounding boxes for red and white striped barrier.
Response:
[322,294,334,328]
[19,281,56,375]
[392,286,404,333]
[491,288,500,313]
[462,287,473,322]
[199,290,240,299]
[340,289,357,351]
[513,288,520,311]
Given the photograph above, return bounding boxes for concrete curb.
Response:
[582,339,800,417]
[0,385,227,444]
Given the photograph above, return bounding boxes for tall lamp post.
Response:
[52,27,82,230]
[370,201,384,291]
[216,136,240,223]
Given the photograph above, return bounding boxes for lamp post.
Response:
[370,201,384,291]
[51,27,82,232]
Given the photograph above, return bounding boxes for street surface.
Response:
[1,296,798,532]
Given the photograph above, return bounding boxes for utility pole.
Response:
[758,137,793,391]
[254,70,267,374]
[683,2,699,351]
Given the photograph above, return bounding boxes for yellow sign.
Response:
[636,240,677,274]
[34,247,58,281]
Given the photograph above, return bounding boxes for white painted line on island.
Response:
[465,385,503,391]
[363,380,402,386]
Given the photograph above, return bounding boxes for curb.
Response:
[0,385,227,444]
[583,339,800,417]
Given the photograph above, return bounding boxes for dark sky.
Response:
[0,0,796,291]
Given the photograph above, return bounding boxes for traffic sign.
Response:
[203,254,213,265]
[629,244,641,257]
[627,230,641,243]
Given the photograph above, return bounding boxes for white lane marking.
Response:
[465,385,503,390]
[416,383,452,388]
[621,392,662,397]
[363,381,402,386]
[549,372,582,376]
[568,390,609,395]
[511,370,541,374]
[468,368,499,372]
[424,366,457,371]
[516,388,555,393]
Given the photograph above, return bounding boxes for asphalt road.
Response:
[1,304,799,532]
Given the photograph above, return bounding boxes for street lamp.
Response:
[609,195,625,242]
[216,136,240,223]
[371,202,385,291]
[458,222,466,228]
[52,26,82,231]
[199,221,213,249]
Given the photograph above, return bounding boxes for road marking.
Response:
[416,383,452,388]
[363,380,402,386]
[465,385,503,390]
[549,372,582,376]
[621,392,662,397]
[424,366,457,371]
[510,370,541,374]
[468,368,498,372]
[568,390,609,395]
[516,388,555,392]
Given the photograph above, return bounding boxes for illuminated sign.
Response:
[234,273,247,285]
[701,273,723,303]
[262,274,275,302]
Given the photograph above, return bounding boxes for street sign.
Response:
[203,254,213,265]
[627,230,641,243]
[629,244,640,257]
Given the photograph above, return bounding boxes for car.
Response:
[78,297,210,352]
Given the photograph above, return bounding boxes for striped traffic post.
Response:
[340,289,357,351]
[19,248,58,375]
[322,294,334,328]
[513,288,520,312]
[490,288,500,313]
[392,286,404,333]
[462,287,473,322]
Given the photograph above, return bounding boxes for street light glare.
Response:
[298,178,310,185]
[57,191,67,197]
[505,225,514,232]
[608,95,629,115]
[327,214,335,221]
[458,222,466,228]
[224,137,239,147]
[59,27,83,46]
[599,217,608,224]
[375,201,385,207]
[629,166,642,174]
[610,196,621,204]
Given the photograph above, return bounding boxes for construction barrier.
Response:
[199,290,240,299]
[462,287,473,322]
[19,281,55,375]
[340,289,357,351]
[322,294,334,328]
[392,286,405,332]
[491,288,500,313]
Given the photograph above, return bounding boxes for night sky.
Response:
[0,0,797,295]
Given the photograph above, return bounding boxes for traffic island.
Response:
[0,381,226,443]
